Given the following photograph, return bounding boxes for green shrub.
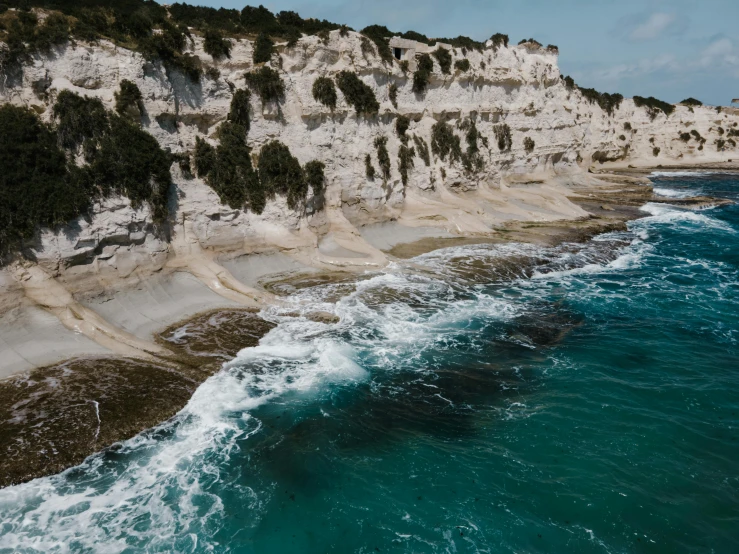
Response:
[32,12,70,52]
[208,122,261,211]
[169,3,241,34]
[432,36,484,52]
[388,83,398,108]
[431,121,462,163]
[679,132,691,142]
[716,139,726,151]
[653,146,660,157]
[0,10,70,78]
[115,79,143,120]
[140,22,183,60]
[360,24,393,63]
[52,89,109,152]
[454,59,470,72]
[546,44,559,54]
[205,66,221,80]
[579,87,623,116]
[228,89,251,130]
[312,76,337,110]
[253,32,274,64]
[518,38,542,47]
[245,66,285,104]
[634,96,674,120]
[399,60,409,74]
[432,47,452,75]
[493,123,512,151]
[490,33,509,51]
[562,75,576,91]
[0,104,89,254]
[240,5,280,34]
[86,114,172,220]
[523,136,535,153]
[365,153,376,179]
[203,28,231,60]
[360,36,375,57]
[460,119,484,172]
[304,160,325,195]
[336,71,379,116]
[562,76,623,117]
[139,22,202,82]
[257,140,306,210]
[412,53,433,94]
[40,90,172,224]
[395,114,410,140]
[193,136,216,177]
[374,136,391,179]
[460,119,478,154]
[619,134,626,141]
[173,53,203,83]
[680,97,702,106]
[68,9,107,43]
[283,27,301,48]
[624,122,632,131]
[398,143,415,186]
[717,126,725,136]
[400,30,430,44]
[317,29,329,45]
[412,135,430,166]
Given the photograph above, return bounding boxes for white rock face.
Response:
[2,31,738,290]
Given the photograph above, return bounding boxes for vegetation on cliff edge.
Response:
[336,71,379,116]
[413,53,434,94]
[312,76,337,110]
[0,93,173,256]
[244,66,285,104]
[634,96,675,120]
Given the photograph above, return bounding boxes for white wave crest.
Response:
[638,203,735,232]
[653,187,700,199]
[650,170,738,177]
[531,249,643,281]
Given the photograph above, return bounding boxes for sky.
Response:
[191,0,739,106]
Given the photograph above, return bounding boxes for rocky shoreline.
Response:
[1,169,733,488]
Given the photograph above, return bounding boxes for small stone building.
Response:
[388,37,452,71]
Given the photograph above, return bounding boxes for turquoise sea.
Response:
[1,172,738,553]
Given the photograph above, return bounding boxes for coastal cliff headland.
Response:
[1,2,738,486]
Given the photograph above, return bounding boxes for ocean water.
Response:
[1,173,738,553]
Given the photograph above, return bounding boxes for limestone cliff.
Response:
[1,30,737,322]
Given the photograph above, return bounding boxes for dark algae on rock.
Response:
[0,309,275,488]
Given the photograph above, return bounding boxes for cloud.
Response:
[630,13,676,41]
[591,54,679,81]
[697,37,739,74]
[613,11,688,42]
[584,36,739,87]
